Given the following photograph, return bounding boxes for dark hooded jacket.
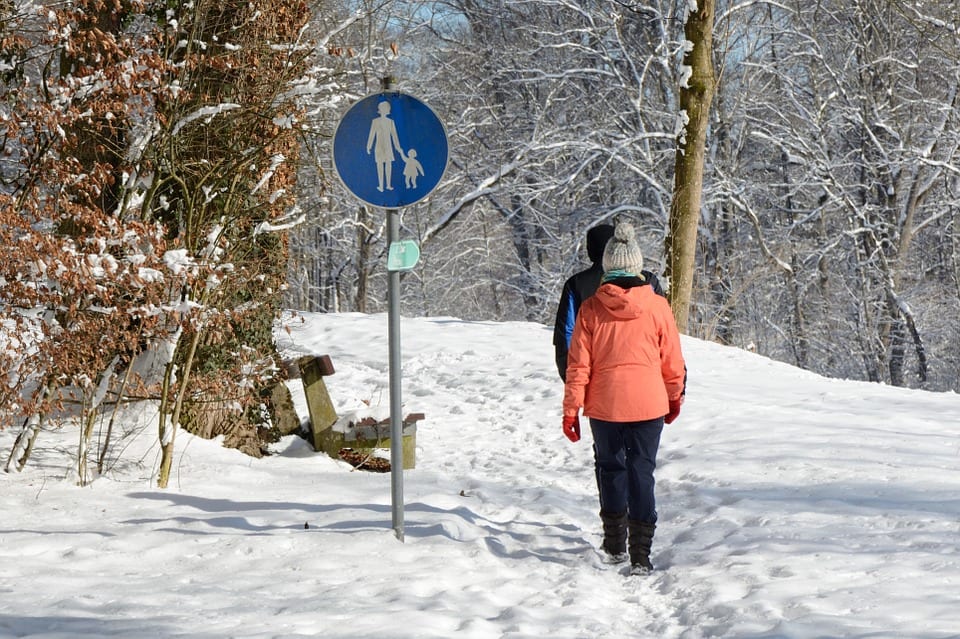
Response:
[553,225,664,380]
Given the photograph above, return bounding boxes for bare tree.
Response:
[665,0,716,333]
[702,0,960,389]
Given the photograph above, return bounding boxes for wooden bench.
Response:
[291,354,421,469]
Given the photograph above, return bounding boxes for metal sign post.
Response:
[332,77,447,542]
[385,204,404,540]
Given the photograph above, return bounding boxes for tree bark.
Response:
[665,0,716,334]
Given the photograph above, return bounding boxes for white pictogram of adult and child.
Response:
[365,101,424,192]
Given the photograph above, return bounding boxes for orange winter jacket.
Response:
[562,280,686,422]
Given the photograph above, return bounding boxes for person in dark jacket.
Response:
[553,224,663,381]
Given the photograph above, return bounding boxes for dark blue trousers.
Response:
[589,417,663,524]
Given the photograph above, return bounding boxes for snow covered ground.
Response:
[2,311,959,638]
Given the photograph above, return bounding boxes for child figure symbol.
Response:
[403,149,424,189]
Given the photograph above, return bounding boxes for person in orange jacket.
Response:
[562,221,686,574]
[552,224,665,381]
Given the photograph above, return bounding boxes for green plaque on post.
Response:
[387,240,420,272]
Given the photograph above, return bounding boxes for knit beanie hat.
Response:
[602,222,644,275]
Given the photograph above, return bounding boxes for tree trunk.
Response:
[355,204,372,312]
[158,327,202,489]
[665,0,715,334]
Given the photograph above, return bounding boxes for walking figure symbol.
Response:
[366,100,422,192]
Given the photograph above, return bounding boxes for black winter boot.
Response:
[599,511,628,563]
[628,520,656,574]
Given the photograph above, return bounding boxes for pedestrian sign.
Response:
[333,92,448,209]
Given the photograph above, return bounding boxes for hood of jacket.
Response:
[593,280,653,319]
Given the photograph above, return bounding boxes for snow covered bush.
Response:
[0,0,311,484]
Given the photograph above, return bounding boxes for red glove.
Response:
[562,415,581,442]
[665,398,683,424]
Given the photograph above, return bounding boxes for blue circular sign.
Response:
[333,92,448,208]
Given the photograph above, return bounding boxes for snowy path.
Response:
[1,312,958,638]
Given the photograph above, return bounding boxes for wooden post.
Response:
[298,355,338,452]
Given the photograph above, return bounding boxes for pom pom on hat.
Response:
[602,222,644,275]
